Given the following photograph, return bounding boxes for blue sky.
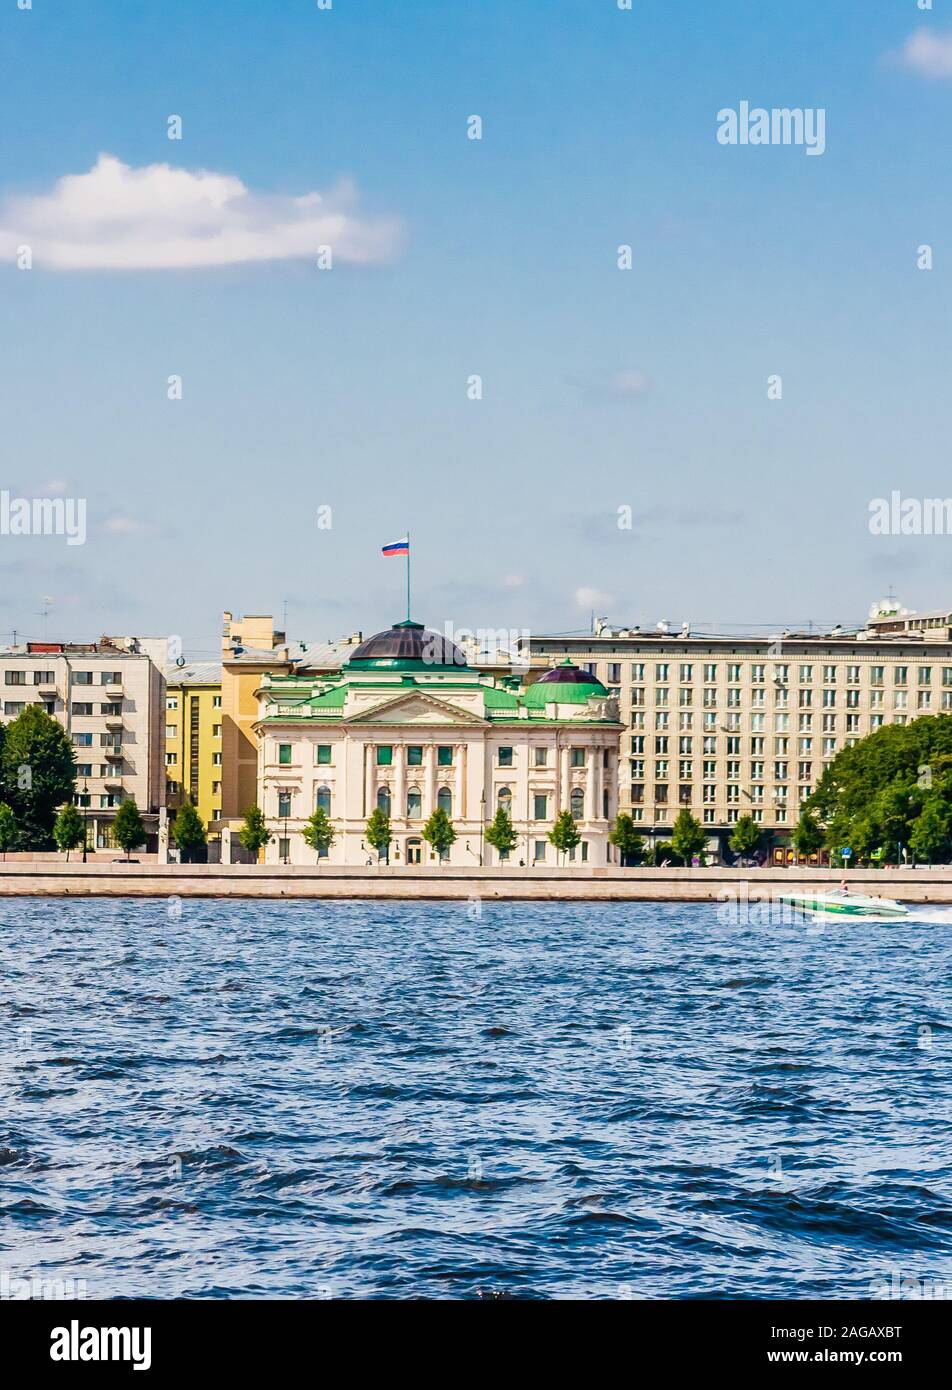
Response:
[0,0,950,658]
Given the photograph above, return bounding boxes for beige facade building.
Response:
[255,620,622,867]
[0,637,166,849]
[525,608,952,861]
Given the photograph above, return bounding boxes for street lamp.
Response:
[478,790,486,867]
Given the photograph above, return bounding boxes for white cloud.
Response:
[576,586,614,610]
[893,28,952,79]
[0,154,403,271]
[102,514,150,535]
[608,368,649,396]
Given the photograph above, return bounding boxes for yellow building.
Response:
[164,661,223,829]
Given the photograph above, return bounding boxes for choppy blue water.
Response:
[1,897,950,1300]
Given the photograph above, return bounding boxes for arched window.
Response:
[497,786,512,811]
[437,785,452,815]
[316,785,331,814]
[407,785,422,818]
[377,786,391,815]
[570,787,584,820]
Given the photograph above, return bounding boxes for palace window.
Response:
[570,748,585,767]
[438,745,454,766]
[278,743,292,765]
[406,786,421,818]
[407,745,423,766]
[376,745,393,766]
[534,748,548,767]
[497,786,512,811]
[498,747,514,767]
[533,794,548,821]
[437,786,452,815]
[571,787,585,819]
[377,787,391,814]
[316,786,331,813]
[316,745,332,765]
[278,791,292,818]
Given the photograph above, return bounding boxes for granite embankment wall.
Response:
[2,863,952,901]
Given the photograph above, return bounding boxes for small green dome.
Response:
[522,660,609,707]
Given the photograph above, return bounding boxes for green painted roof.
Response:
[522,677,609,708]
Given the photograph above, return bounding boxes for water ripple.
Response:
[1,897,950,1299]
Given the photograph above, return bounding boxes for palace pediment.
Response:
[346,690,487,726]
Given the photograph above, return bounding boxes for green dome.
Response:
[522,660,609,707]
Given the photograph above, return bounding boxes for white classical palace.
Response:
[255,620,622,866]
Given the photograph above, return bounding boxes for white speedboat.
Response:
[778,888,909,919]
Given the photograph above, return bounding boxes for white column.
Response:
[364,743,375,816]
[394,744,406,824]
[559,745,570,811]
[454,742,465,819]
[585,748,597,821]
[424,744,438,818]
[594,750,604,820]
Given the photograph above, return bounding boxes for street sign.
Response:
[841,847,852,859]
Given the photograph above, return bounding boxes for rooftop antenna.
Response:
[37,596,54,641]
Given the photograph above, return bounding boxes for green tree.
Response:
[302,807,336,861]
[548,809,582,864]
[0,802,17,858]
[650,840,682,867]
[53,802,85,860]
[484,805,517,862]
[609,811,644,866]
[671,808,706,864]
[365,807,392,863]
[112,798,146,859]
[0,705,76,850]
[909,798,950,865]
[792,809,824,860]
[238,804,271,858]
[808,715,952,855]
[728,814,761,860]
[423,807,457,862]
[172,801,207,863]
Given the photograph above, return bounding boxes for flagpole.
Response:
[406,531,411,622]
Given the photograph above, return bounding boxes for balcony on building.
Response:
[105,681,123,699]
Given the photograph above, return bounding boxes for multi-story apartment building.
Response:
[524,613,952,862]
[164,662,222,828]
[0,637,166,849]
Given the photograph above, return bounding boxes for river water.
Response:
[1,897,950,1299]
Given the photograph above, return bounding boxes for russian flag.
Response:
[382,538,409,557]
